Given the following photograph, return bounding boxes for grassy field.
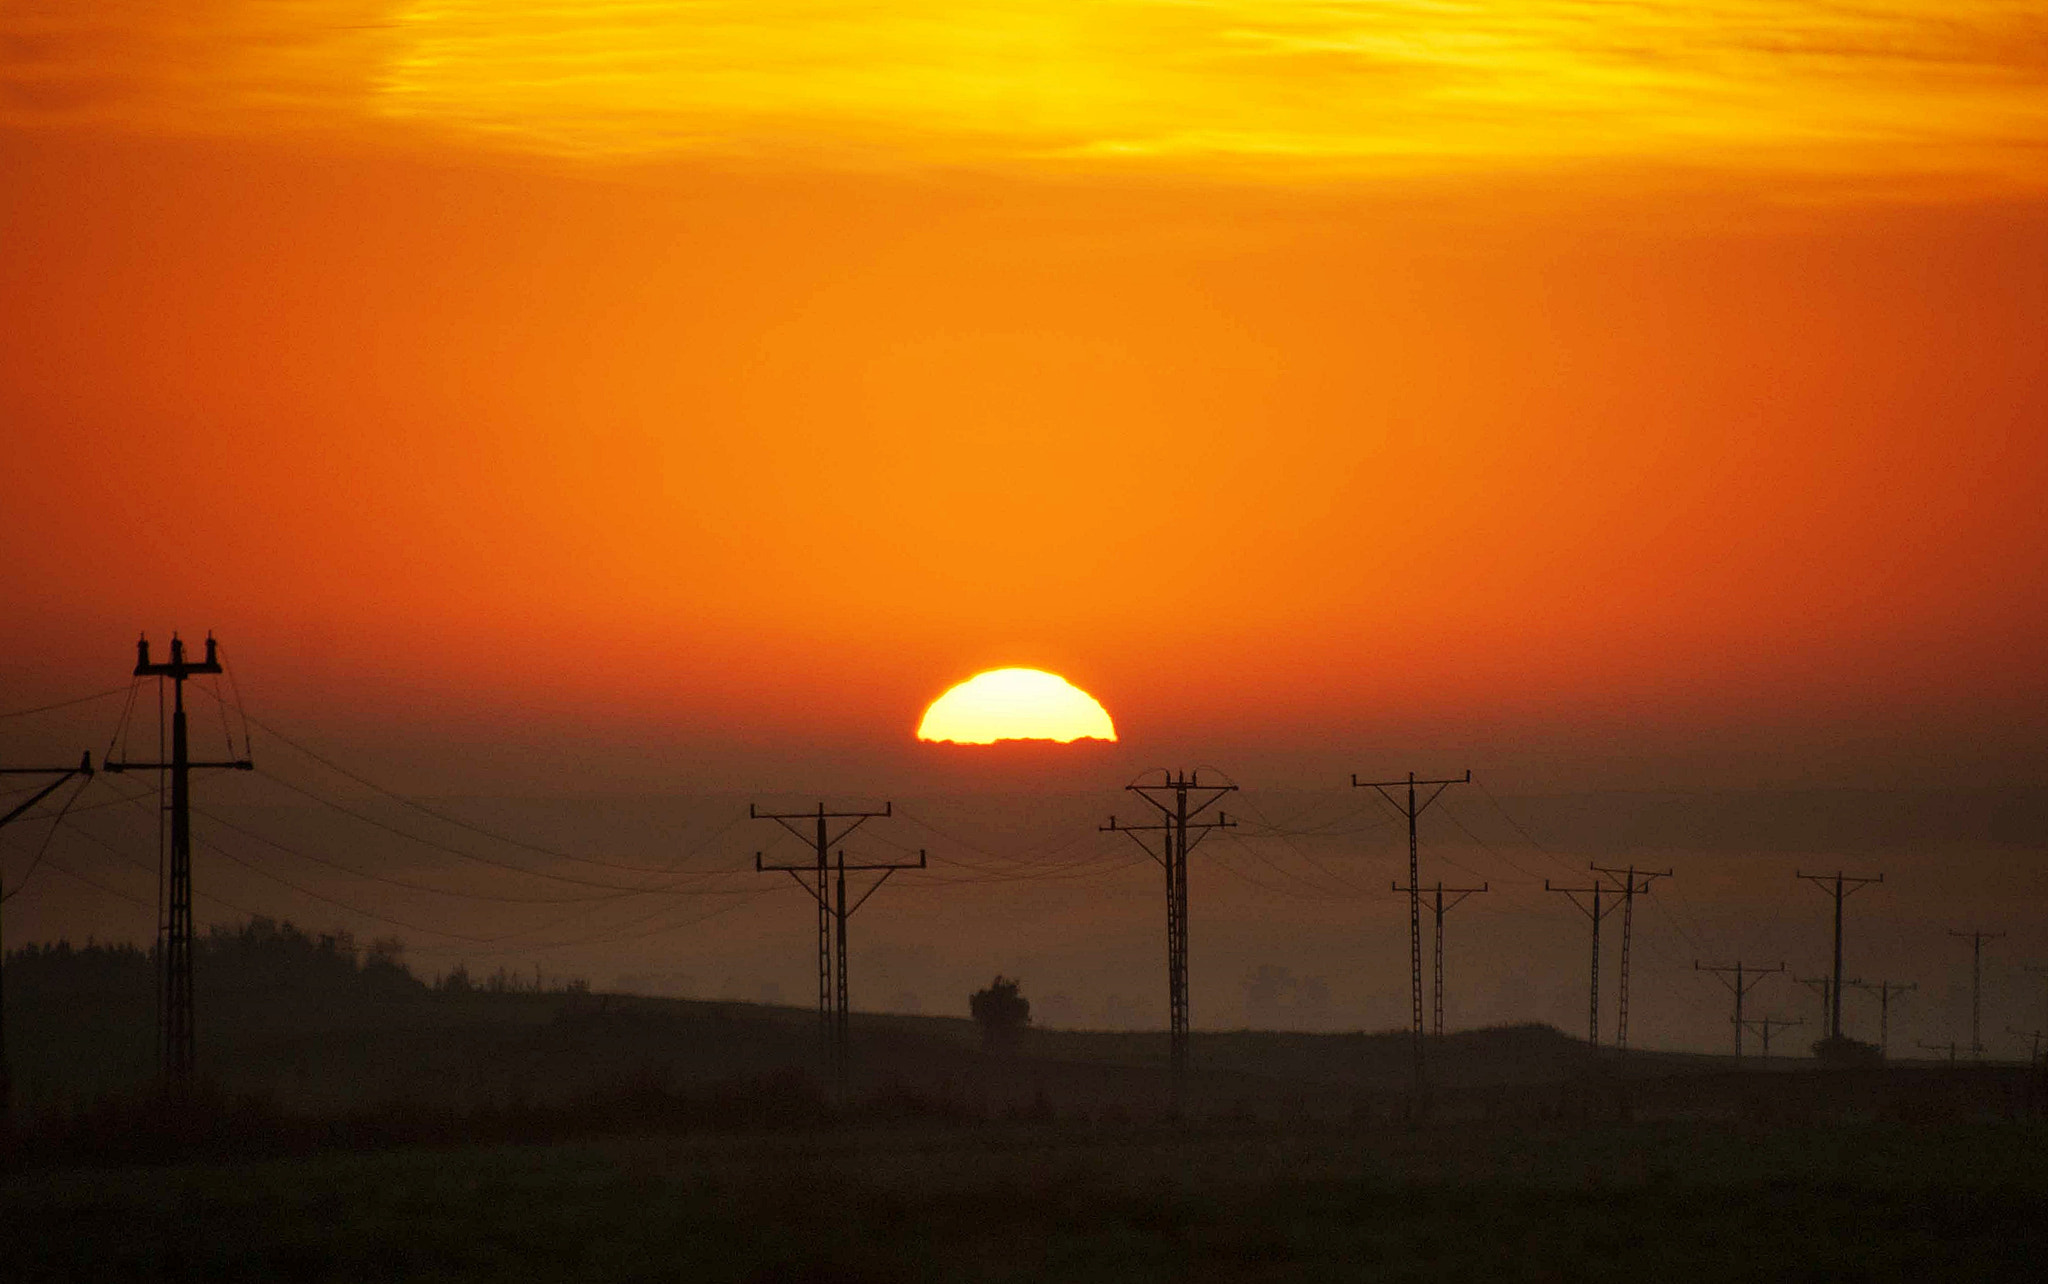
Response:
[5,1118,2045,1281]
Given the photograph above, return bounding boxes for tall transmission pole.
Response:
[749,802,917,1093]
[1104,770,1236,1115]
[1741,1015,1803,1060]
[1,752,95,1112]
[1847,979,1916,1058]
[1352,770,1468,1097]
[1389,881,1488,1039]
[105,634,251,1089]
[1793,870,1882,1043]
[1547,875,1621,1049]
[1694,961,1784,1063]
[1588,863,1671,1051]
[1947,929,2005,1061]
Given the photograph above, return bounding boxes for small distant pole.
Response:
[1694,961,1784,1064]
[1947,929,2006,1061]
[1741,1016,1803,1060]
[1794,975,1855,1044]
[1393,881,1488,1040]
[1917,1039,1963,1066]
[2008,1026,2045,1069]
[1846,979,1916,1058]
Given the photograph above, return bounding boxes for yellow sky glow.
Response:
[1,2,2043,191]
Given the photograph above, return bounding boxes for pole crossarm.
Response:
[1590,864,1673,892]
[1351,771,1470,811]
[1101,814,1235,865]
[1544,882,1620,923]
[1397,881,1489,909]
[0,752,94,830]
[750,802,890,851]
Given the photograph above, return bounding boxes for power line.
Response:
[0,687,129,720]
[220,700,722,878]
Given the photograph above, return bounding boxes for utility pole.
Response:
[2008,1027,2045,1068]
[1694,961,1784,1063]
[1793,870,1882,1042]
[1741,1016,1803,1060]
[1352,770,1468,1098]
[105,634,251,1089]
[1917,1039,1963,1066]
[1548,875,1620,1049]
[1947,929,2005,1061]
[1847,979,1916,1058]
[749,802,920,1096]
[1105,770,1236,1116]
[1794,975,1853,1044]
[1389,881,1487,1039]
[1588,863,1671,1051]
[1,751,95,1113]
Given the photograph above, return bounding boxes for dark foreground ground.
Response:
[5,1118,2045,1282]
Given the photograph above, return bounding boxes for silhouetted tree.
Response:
[970,975,1030,1051]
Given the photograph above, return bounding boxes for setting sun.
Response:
[917,668,1116,744]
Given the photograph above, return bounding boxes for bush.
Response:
[969,976,1030,1051]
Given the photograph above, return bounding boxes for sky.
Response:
[3,2,2046,1051]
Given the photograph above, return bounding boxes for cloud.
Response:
[4,2,2044,191]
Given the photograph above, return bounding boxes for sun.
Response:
[917,668,1116,745]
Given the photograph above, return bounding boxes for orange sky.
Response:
[3,1,2046,793]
